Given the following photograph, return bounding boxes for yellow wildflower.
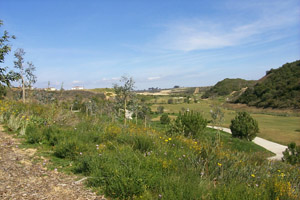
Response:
[217,163,222,167]
[251,174,255,178]
[165,139,168,142]
[168,138,172,141]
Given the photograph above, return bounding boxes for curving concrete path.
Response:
[207,126,287,160]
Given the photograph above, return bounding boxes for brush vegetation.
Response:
[202,78,256,99]
[236,60,300,109]
[0,99,299,200]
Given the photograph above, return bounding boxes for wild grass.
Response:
[0,100,299,199]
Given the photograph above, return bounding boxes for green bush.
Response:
[230,112,259,141]
[160,113,170,124]
[168,111,207,138]
[54,139,78,159]
[282,142,300,165]
[157,106,164,114]
[25,124,44,144]
[133,135,154,153]
[167,98,173,104]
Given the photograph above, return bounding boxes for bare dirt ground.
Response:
[0,126,105,200]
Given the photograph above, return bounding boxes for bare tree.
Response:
[210,105,224,143]
[113,76,135,125]
[14,48,36,103]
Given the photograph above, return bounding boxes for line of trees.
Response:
[0,20,36,102]
[113,76,151,127]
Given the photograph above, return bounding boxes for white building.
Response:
[45,87,57,91]
[71,86,84,90]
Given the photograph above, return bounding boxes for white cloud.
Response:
[102,77,119,82]
[72,80,83,84]
[147,76,161,81]
[153,1,299,51]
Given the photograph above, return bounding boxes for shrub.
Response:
[168,111,207,138]
[230,112,259,141]
[167,98,173,104]
[157,106,164,114]
[133,135,154,153]
[282,142,300,165]
[54,139,78,159]
[160,113,170,124]
[25,124,44,144]
[7,115,22,132]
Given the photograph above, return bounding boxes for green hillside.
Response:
[236,60,300,109]
[201,78,256,99]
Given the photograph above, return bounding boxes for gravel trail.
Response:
[0,126,105,200]
[207,126,287,160]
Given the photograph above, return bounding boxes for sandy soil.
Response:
[0,126,105,200]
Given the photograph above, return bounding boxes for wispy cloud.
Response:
[102,77,119,81]
[153,0,299,51]
[72,80,83,85]
[147,76,161,81]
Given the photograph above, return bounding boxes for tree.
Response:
[210,105,224,143]
[113,76,135,125]
[0,20,19,98]
[160,113,170,124]
[139,104,151,127]
[129,93,140,124]
[230,112,259,141]
[168,111,207,138]
[167,98,173,104]
[282,142,300,165]
[14,48,37,103]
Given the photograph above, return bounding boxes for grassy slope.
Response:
[2,100,299,199]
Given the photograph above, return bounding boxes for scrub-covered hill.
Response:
[201,78,256,99]
[236,60,300,109]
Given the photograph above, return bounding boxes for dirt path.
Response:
[0,126,105,200]
[207,126,287,160]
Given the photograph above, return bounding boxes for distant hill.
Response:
[201,78,256,99]
[236,60,300,109]
[137,87,211,96]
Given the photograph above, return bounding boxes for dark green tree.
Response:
[160,113,170,124]
[168,111,207,138]
[230,112,259,141]
[0,20,19,98]
[282,142,300,165]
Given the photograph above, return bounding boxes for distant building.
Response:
[45,87,57,91]
[71,86,84,90]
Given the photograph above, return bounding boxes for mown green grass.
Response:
[151,98,300,145]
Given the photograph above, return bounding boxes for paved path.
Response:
[207,126,287,160]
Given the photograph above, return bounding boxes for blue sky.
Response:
[1,0,299,89]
